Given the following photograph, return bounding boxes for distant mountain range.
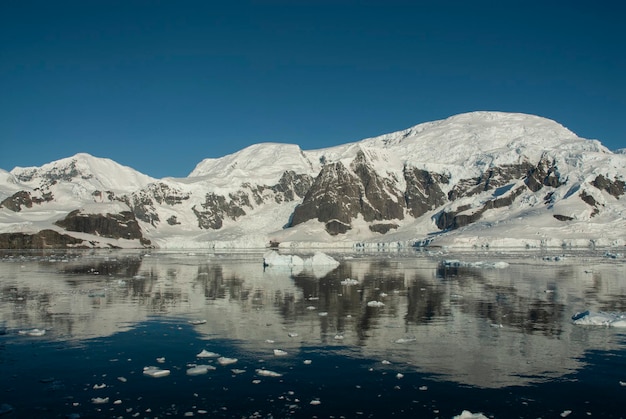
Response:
[1,111,625,250]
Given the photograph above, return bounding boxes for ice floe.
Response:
[273,349,288,356]
[340,278,359,285]
[256,369,283,377]
[571,310,626,327]
[443,260,509,269]
[196,349,220,358]
[18,328,46,336]
[186,365,216,376]
[453,411,488,419]
[217,356,238,366]
[91,397,109,404]
[143,366,171,377]
[367,301,385,307]
[263,251,339,269]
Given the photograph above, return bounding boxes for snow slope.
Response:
[1,112,625,249]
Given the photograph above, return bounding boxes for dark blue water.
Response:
[1,250,625,418]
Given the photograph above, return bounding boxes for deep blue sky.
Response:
[1,0,624,178]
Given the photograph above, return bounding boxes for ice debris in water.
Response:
[18,328,46,336]
[367,301,385,307]
[443,260,509,269]
[256,369,283,377]
[572,310,626,327]
[217,357,238,366]
[340,278,359,285]
[188,319,207,325]
[263,251,339,268]
[273,349,288,356]
[143,366,171,378]
[196,349,220,358]
[91,397,109,404]
[186,365,216,376]
[453,411,488,419]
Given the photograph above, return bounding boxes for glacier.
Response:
[1,111,625,250]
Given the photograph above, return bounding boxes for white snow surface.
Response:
[2,111,626,249]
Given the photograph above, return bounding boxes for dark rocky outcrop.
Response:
[193,193,248,229]
[369,223,399,234]
[1,190,53,211]
[0,229,87,249]
[403,167,448,217]
[553,214,574,222]
[592,175,625,198]
[448,163,534,200]
[54,210,148,244]
[524,157,562,192]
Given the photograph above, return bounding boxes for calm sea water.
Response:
[1,249,625,418]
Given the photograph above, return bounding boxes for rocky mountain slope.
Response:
[1,112,625,249]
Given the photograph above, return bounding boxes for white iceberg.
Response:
[572,310,626,327]
[196,349,220,358]
[18,328,46,337]
[367,301,385,307]
[143,366,171,378]
[263,251,339,269]
[217,357,238,366]
[256,369,283,377]
[273,349,288,356]
[453,411,488,419]
[186,365,216,376]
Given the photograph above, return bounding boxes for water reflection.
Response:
[1,250,625,388]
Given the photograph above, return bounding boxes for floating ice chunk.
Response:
[117,377,127,383]
[310,400,321,405]
[572,310,626,327]
[560,410,572,417]
[396,373,404,379]
[367,301,385,307]
[256,369,283,377]
[156,357,165,363]
[93,383,106,389]
[231,369,246,375]
[263,251,339,268]
[395,337,417,344]
[252,379,261,384]
[340,278,359,285]
[318,312,328,316]
[381,360,391,365]
[306,306,316,310]
[186,365,216,376]
[143,366,171,378]
[196,349,220,358]
[273,349,288,356]
[91,397,109,404]
[18,328,46,336]
[189,319,207,325]
[303,360,312,365]
[453,411,488,419]
[288,332,298,337]
[443,260,509,269]
[217,357,238,366]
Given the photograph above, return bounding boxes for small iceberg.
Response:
[340,278,359,286]
[256,369,283,378]
[186,365,216,376]
[263,251,339,268]
[196,349,220,358]
[273,349,288,356]
[217,357,238,366]
[143,366,171,378]
[572,310,626,327]
[18,328,46,337]
[367,301,385,308]
[453,411,488,419]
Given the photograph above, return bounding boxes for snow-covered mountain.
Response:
[1,111,625,249]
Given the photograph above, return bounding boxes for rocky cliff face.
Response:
[1,112,625,249]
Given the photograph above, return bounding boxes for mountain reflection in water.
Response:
[1,250,626,417]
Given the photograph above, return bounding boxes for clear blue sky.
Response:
[1,0,624,178]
